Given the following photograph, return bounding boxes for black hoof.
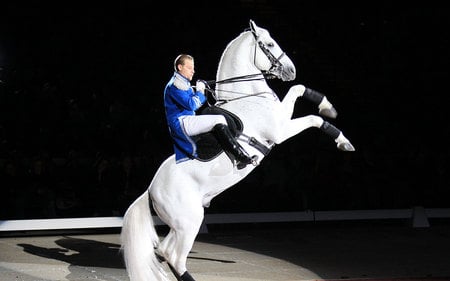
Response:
[181,271,196,281]
[166,262,196,281]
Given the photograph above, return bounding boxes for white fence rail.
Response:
[1,207,449,232]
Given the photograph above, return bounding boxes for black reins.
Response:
[205,72,272,87]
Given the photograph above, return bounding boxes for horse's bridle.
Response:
[203,30,286,107]
[206,29,286,87]
[251,30,286,79]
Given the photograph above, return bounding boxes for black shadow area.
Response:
[17,236,125,269]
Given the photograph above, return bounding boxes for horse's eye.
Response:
[267,42,274,47]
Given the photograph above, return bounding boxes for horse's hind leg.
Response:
[167,263,196,281]
[156,204,203,281]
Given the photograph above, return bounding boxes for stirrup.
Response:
[236,155,258,170]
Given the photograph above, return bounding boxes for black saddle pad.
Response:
[192,106,243,161]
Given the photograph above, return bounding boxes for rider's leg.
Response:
[182,115,227,136]
[182,115,257,168]
[212,123,256,168]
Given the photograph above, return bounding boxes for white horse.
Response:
[120,20,354,281]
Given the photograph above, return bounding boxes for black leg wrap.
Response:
[303,88,324,105]
[320,121,340,139]
[181,271,196,281]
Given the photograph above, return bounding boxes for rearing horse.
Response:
[120,20,355,281]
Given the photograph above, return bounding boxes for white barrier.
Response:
[1,207,449,232]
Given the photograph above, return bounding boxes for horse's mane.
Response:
[215,30,252,82]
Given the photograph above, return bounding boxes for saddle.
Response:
[192,106,243,162]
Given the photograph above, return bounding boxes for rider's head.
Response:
[174,54,195,81]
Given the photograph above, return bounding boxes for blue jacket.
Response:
[164,72,207,163]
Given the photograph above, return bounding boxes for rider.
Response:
[163,54,257,169]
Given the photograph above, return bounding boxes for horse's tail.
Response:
[120,190,168,281]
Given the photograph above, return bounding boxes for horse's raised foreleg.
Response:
[277,85,354,150]
[303,88,337,119]
[282,85,337,119]
[320,120,355,151]
[274,114,355,151]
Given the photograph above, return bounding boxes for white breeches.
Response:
[182,115,227,136]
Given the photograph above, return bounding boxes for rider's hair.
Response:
[174,54,194,72]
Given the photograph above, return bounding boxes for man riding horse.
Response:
[163,54,258,169]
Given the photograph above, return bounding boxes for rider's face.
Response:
[178,59,195,81]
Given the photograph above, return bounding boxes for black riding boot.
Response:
[213,124,256,169]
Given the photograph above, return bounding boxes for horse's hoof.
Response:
[337,142,355,151]
[181,271,196,281]
[319,107,338,119]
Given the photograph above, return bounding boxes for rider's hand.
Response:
[196,80,206,94]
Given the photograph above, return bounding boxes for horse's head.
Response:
[249,20,296,81]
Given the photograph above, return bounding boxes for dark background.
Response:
[1,1,449,219]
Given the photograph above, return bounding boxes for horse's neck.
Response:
[216,32,270,98]
[216,32,252,79]
[215,31,279,140]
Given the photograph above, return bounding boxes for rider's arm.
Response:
[169,86,206,111]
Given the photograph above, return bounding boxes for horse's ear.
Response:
[249,19,256,33]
